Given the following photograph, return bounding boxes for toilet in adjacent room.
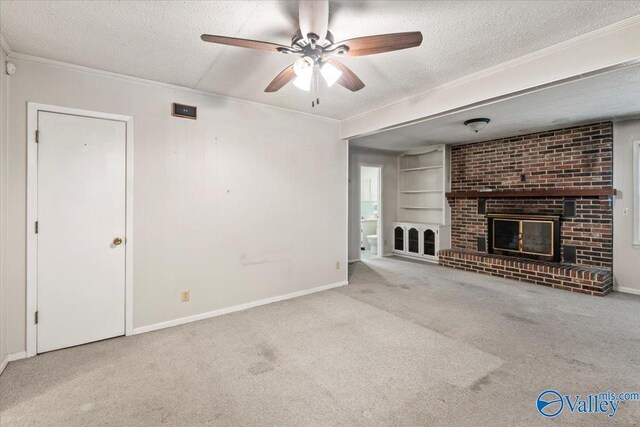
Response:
[367,235,378,254]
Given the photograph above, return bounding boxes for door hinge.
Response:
[35,311,39,324]
[35,221,38,234]
[35,130,39,143]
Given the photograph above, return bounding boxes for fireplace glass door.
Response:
[492,218,554,257]
[493,219,520,252]
[521,221,553,256]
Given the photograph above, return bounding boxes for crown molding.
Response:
[6,50,339,123]
[0,34,11,56]
[344,13,640,124]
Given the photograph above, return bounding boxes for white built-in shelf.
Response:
[396,145,451,262]
[399,166,443,172]
[400,206,443,210]
[398,145,450,225]
[400,190,441,194]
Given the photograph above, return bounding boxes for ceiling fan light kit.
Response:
[200,0,423,107]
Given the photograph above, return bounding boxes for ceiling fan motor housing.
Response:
[292,30,334,49]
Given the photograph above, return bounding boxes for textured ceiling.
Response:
[2,1,640,119]
[350,64,640,151]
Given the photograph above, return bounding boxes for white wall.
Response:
[348,147,398,261]
[2,56,347,355]
[1,47,8,367]
[613,119,640,294]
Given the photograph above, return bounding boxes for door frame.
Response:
[26,102,134,357]
[358,163,383,259]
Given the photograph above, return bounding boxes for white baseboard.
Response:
[132,280,348,335]
[615,286,640,296]
[8,351,27,362]
[351,255,396,262]
[8,351,27,361]
[393,253,439,264]
[0,351,27,376]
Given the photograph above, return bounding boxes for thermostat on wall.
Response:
[172,103,197,119]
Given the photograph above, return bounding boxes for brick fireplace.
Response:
[439,122,614,296]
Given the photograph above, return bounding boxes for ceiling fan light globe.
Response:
[321,62,342,87]
[293,74,312,91]
[293,57,314,77]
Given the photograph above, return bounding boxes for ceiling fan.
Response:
[201,0,423,106]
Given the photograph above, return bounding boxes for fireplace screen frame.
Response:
[487,213,561,262]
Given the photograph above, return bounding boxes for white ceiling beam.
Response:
[340,15,640,139]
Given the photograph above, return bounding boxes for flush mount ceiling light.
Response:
[464,118,491,133]
[200,0,423,107]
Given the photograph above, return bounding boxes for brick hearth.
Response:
[439,249,612,296]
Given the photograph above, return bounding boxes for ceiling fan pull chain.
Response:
[311,64,320,107]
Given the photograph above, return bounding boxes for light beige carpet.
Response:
[1,257,640,426]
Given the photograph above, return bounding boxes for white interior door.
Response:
[37,111,126,353]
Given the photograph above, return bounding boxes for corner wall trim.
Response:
[0,351,27,376]
[0,33,11,56]
[615,286,640,296]
[131,280,348,335]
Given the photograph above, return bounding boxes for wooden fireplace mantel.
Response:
[445,187,616,199]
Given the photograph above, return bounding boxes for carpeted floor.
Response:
[1,256,640,426]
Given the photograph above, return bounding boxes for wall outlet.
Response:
[181,291,190,302]
[336,261,340,270]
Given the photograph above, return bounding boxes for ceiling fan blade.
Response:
[327,59,365,92]
[299,0,329,43]
[338,32,423,57]
[201,34,289,52]
[264,64,296,92]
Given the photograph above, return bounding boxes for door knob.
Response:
[113,237,123,246]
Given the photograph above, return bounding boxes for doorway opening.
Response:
[359,165,382,260]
